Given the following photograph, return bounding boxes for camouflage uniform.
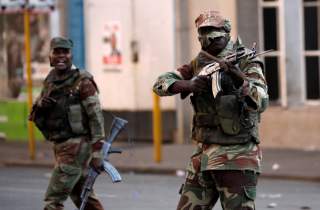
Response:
[30,37,105,210]
[153,11,268,210]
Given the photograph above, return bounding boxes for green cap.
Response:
[50,37,73,49]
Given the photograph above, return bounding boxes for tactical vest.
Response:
[190,49,261,145]
[34,69,93,142]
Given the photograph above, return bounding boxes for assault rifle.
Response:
[78,117,128,210]
[198,43,273,79]
[181,43,273,98]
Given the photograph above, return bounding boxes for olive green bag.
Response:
[215,94,241,135]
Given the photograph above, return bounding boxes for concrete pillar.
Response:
[236,0,260,49]
[175,0,193,143]
[283,0,305,106]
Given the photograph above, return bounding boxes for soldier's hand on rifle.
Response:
[37,96,57,109]
[189,75,211,93]
[223,62,245,89]
[90,157,103,173]
[170,75,211,94]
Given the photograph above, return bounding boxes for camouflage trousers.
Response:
[176,155,258,210]
[44,137,104,210]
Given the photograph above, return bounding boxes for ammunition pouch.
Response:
[215,94,241,135]
[68,104,87,135]
[191,93,259,145]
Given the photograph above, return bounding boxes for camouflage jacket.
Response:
[153,38,268,172]
[30,68,105,149]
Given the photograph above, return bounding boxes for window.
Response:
[303,0,320,99]
[260,0,280,102]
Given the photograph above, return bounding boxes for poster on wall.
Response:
[102,21,123,72]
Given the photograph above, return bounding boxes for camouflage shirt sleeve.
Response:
[79,78,105,154]
[153,64,193,96]
[240,58,269,112]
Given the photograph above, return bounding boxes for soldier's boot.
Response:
[176,183,219,210]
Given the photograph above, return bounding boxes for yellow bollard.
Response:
[152,92,162,163]
[24,9,35,160]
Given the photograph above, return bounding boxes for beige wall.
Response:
[260,106,320,150]
[84,0,175,111]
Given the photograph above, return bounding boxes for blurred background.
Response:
[0,0,319,150]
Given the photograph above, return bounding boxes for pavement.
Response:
[0,140,320,182]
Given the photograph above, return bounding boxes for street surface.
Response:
[0,167,319,210]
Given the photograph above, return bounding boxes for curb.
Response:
[2,160,320,183]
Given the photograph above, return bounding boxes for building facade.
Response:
[0,0,319,148]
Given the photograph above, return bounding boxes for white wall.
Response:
[84,0,175,111]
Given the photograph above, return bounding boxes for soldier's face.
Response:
[198,26,229,55]
[49,48,72,71]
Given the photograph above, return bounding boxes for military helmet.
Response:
[195,10,231,33]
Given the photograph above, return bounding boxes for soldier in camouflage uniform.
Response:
[153,11,269,210]
[29,37,105,210]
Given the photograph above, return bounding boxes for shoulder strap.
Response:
[72,69,99,93]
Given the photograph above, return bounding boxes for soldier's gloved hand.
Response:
[189,75,211,93]
[37,96,57,109]
[221,71,236,94]
[224,63,244,88]
[90,157,103,173]
[170,75,210,94]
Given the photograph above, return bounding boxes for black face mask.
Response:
[202,36,229,56]
[198,27,230,55]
